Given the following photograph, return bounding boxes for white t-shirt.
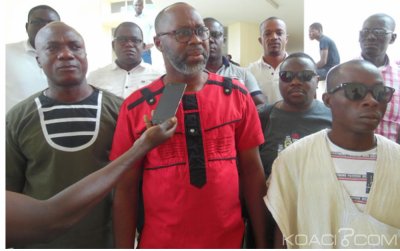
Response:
[327,135,377,212]
[6,40,48,112]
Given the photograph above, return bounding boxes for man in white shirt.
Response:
[132,0,155,64]
[6,5,60,112]
[248,17,288,104]
[87,22,163,99]
[265,59,400,248]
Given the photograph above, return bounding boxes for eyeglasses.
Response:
[279,70,317,82]
[156,26,210,43]
[114,36,143,45]
[29,19,53,26]
[210,31,224,40]
[360,28,392,38]
[327,82,395,103]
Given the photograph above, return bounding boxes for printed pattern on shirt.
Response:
[35,91,102,152]
[329,142,377,212]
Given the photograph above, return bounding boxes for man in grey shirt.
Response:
[204,17,266,105]
[259,52,332,178]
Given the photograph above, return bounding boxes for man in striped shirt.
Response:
[359,13,399,143]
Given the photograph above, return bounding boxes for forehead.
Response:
[161,6,204,30]
[281,57,315,70]
[262,19,286,31]
[335,65,383,86]
[204,20,223,31]
[115,25,142,37]
[29,8,59,20]
[363,16,391,30]
[36,25,84,47]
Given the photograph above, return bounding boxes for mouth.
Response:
[359,112,381,121]
[288,89,306,96]
[57,65,78,71]
[124,50,137,56]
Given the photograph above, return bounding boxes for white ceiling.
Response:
[152,0,305,51]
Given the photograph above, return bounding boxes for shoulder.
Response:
[207,72,249,96]
[88,63,115,77]
[122,78,164,111]
[281,130,327,156]
[6,92,42,123]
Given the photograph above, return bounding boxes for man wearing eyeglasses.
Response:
[265,59,400,248]
[110,2,268,248]
[6,5,60,112]
[87,22,163,99]
[204,17,266,105]
[359,13,399,143]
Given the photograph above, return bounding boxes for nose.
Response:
[361,92,379,107]
[188,31,203,44]
[57,47,74,59]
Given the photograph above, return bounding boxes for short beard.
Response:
[165,50,208,75]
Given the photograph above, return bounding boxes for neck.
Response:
[206,57,223,73]
[362,53,388,67]
[116,60,140,72]
[46,82,93,103]
[328,128,376,151]
[163,71,208,92]
[278,100,313,113]
[263,53,286,69]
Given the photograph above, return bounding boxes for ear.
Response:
[25,22,29,33]
[154,36,163,52]
[258,37,262,45]
[112,41,115,51]
[322,92,331,108]
[389,33,397,44]
[36,56,42,69]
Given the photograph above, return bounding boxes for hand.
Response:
[141,116,177,150]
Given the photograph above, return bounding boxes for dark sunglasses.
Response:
[327,82,395,103]
[279,70,317,82]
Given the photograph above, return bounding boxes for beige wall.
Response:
[227,22,262,67]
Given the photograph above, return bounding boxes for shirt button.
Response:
[189,128,196,134]
[125,86,128,88]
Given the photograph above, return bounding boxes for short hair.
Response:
[113,21,143,38]
[27,5,60,21]
[309,22,323,32]
[280,52,317,71]
[259,16,284,34]
[203,17,224,33]
[364,13,396,31]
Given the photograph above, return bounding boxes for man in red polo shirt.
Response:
[110,2,268,248]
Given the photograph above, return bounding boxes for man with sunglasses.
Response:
[110,2,268,248]
[265,59,400,248]
[359,13,399,143]
[87,22,163,99]
[6,5,60,112]
[204,17,266,105]
[258,52,331,248]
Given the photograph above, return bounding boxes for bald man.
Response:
[110,2,267,248]
[359,13,399,143]
[265,60,400,248]
[6,22,123,248]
